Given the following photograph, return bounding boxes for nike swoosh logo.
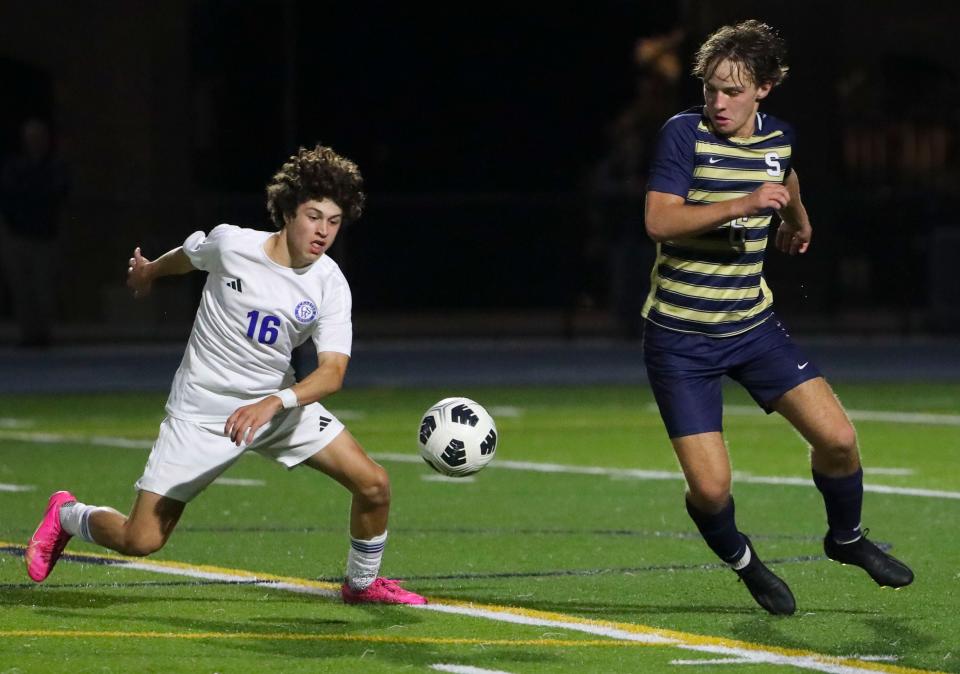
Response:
[797,362,809,370]
[708,157,723,164]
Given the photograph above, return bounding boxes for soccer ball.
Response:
[418,397,498,477]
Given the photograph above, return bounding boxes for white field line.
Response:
[672,657,757,665]
[89,557,338,598]
[863,468,914,476]
[0,544,911,674]
[421,604,904,674]
[0,418,33,428]
[422,602,672,644]
[212,478,266,487]
[421,474,477,483]
[668,644,899,674]
[380,453,960,500]
[431,665,515,674]
[856,656,900,662]
[6,403,958,428]
[487,406,523,418]
[0,431,153,449]
[3,431,959,500]
[719,405,960,426]
[847,410,960,426]
[0,483,35,492]
[328,409,366,420]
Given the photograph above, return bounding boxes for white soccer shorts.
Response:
[135,403,345,502]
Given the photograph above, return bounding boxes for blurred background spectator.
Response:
[0,118,68,347]
[0,1,957,344]
[585,27,684,339]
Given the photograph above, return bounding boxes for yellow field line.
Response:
[0,541,942,674]
[0,630,654,648]
[430,600,940,674]
[3,541,340,591]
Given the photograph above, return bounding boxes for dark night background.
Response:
[1,0,958,342]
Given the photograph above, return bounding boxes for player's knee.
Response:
[357,465,391,508]
[837,425,859,455]
[687,481,731,512]
[122,531,167,557]
[817,424,859,464]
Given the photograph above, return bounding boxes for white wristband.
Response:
[275,388,299,409]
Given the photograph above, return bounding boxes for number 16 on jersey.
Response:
[246,310,281,345]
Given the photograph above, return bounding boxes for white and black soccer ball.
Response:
[418,397,498,477]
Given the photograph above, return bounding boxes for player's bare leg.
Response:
[772,377,859,476]
[774,377,913,587]
[671,431,730,513]
[304,429,426,604]
[27,490,184,582]
[304,429,390,539]
[84,491,185,556]
[673,431,795,615]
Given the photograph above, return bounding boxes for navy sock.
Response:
[812,467,863,543]
[685,496,746,564]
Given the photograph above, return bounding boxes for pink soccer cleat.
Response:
[26,490,76,582]
[341,577,427,605]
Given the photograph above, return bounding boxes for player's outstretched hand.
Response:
[742,183,790,215]
[225,396,283,446]
[126,247,154,299]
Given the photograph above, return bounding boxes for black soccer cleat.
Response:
[734,536,796,616]
[823,530,914,588]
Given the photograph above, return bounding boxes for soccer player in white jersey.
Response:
[642,21,912,614]
[26,145,426,605]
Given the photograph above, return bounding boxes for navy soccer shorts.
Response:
[642,315,821,439]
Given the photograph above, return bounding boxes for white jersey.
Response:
[165,224,352,422]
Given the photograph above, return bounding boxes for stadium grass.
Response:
[0,383,957,672]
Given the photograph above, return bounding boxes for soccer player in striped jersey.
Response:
[643,21,912,614]
[25,145,425,605]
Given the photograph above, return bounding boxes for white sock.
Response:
[59,501,94,540]
[730,543,752,571]
[59,502,119,543]
[346,531,387,591]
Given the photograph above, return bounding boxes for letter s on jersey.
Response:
[765,152,781,177]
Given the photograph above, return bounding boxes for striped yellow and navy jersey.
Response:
[642,106,794,337]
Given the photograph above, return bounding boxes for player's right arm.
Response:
[126,246,196,299]
[644,112,790,242]
[645,183,790,242]
[224,351,350,446]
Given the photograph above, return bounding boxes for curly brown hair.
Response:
[265,145,366,229]
[692,20,788,88]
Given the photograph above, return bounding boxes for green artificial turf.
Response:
[0,383,956,672]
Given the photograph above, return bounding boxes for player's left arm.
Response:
[225,351,349,446]
[775,170,811,255]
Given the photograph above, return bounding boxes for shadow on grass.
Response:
[441,594,880,617]
[12,601,419,634]
[221,638,565,670]
[6,593,569,670]
[728,613,937,664]
[428,593,936,666]
[0,587,226,609]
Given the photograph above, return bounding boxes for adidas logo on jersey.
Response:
[318,415,332,430]
[225,278,244,293]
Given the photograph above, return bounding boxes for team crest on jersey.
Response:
[294,300,318,323]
